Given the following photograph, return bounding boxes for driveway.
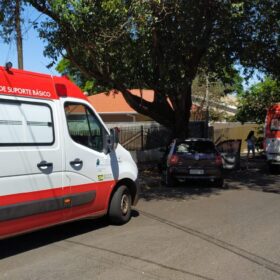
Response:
[1,160,280,280]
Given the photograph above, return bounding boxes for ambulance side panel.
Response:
[0,96,65,238]
[265,104,280,164]
[0,67,138,239]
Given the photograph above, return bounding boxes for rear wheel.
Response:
[165,171,175,187]
[213,178,224,188]
[109,185,132,225]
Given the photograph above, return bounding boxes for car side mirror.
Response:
[106,127,119,152]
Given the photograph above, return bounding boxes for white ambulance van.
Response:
[0,65,139,239]
[264,103,280,172]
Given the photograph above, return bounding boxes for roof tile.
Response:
[88,89,154,113]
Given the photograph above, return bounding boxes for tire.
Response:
[160,170,166,185]
[268,163,279,174]
[108,185,132,225]
[213,178,224,188]
[165,171,175,187]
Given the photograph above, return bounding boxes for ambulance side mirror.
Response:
[106,127,119,152]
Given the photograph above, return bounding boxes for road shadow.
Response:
[139,159,280,201]
[139,162,231,201]
[140,183,224,202]
[226,166,280,194]
[0,210,139,259]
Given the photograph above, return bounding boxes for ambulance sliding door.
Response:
[0,97,64,236]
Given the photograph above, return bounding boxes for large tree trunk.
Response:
[172,84,192,139]
[119,85,193,139]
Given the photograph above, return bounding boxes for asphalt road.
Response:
[1,164,280,280]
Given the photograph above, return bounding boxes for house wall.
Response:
[212,122,263,152]
[135,114,152,122]
[100,113,151,123]
[100,114,135,123]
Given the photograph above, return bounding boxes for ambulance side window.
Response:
[64,102,105,152]
[0,100,54,146]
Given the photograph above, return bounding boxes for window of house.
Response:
[64,102,105,152]
[0,100,54,145]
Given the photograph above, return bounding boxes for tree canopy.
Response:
[236,77,280,124]
[0,0,25,68]
[0,0,22,43]
[22,0,280,136]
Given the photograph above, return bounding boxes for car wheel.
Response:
[161,170,166,185]
[108,185,132,225]
[268,163,279,174]
[213,178,224,188]
[165,171,175,187]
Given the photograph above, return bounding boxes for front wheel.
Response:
[268,163,279,174]
[108,185,132,225]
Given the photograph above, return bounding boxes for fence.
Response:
[116,121,264,163]
[118,125,171,151]
[118,121,208,151]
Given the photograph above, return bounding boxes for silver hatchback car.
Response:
[160,138,224,187]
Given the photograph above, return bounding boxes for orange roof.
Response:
[88,89,154,114]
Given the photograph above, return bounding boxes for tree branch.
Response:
[66,44,175,128]
[27,1,61,23]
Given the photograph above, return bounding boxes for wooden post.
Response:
[141,125,144,150]
[15,0,23,69]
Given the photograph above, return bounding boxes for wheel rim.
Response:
[121,193,129,215]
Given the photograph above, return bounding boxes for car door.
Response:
[0,97,63,238]
[216,139,242,170]
[62,100,115,220]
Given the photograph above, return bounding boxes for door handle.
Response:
[37,161,53,170]
[70,159,83,166]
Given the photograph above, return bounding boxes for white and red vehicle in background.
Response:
[0,65,139,239]
[264,103,280,172]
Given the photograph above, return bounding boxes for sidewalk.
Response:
[239,154,267,171]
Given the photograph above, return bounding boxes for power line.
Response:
[5,39,15,63]
[22,12,44,36]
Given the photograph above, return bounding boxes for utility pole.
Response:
[15,0,23,69]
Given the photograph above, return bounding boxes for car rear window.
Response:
[175,141,216,154]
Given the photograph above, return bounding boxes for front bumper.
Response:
[132,179,141,206]
[268,160,280,166]
[267,152,280,163]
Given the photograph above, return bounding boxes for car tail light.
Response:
[215,154,223,166]
[169,155,179,166]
